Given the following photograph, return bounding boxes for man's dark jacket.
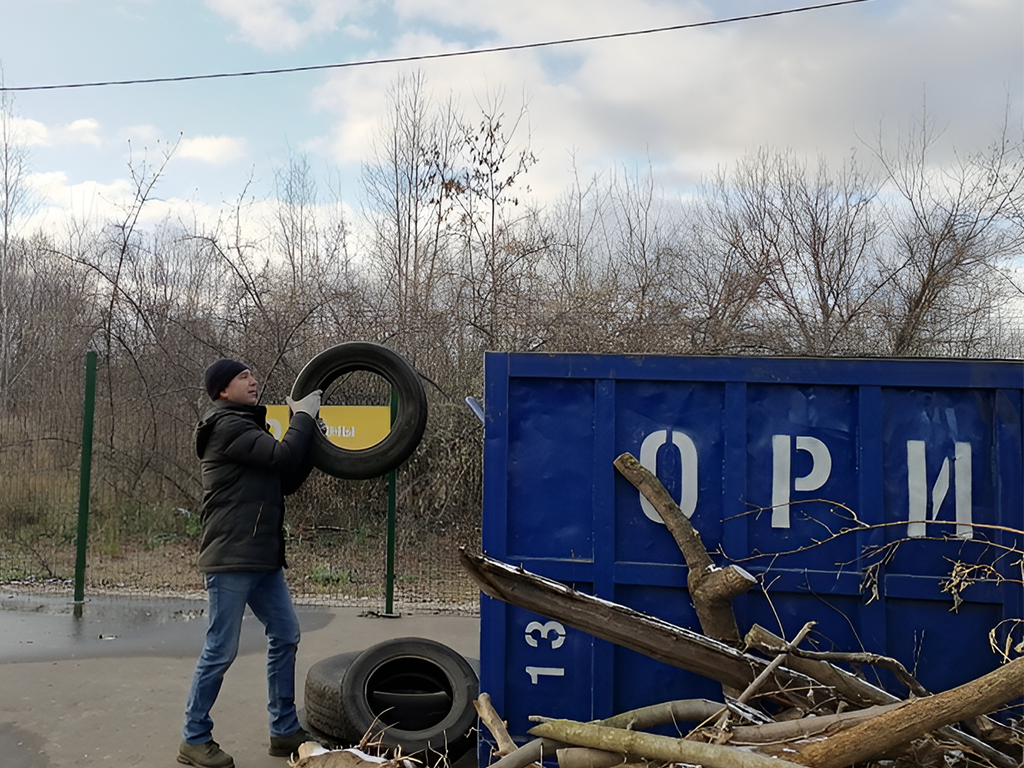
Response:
[194,400,316,573]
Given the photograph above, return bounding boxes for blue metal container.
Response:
[479,353,1023,753]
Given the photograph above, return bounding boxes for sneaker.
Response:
[177,739,235,768]
[269,728,316,758]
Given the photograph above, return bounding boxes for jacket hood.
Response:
[195,400,266,458]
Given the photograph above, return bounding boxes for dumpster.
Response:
[478,353,1024,754]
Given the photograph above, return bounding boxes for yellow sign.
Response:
[265,405,391,450]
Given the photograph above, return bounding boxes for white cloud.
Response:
[364,0,1020,196]
[23,171,74,212]
[9,116,49,147]
[206,0,362,51]
[7,0,1018,234]
[342,22,376,40]
[23,171,137,232]
[392,0,680,39]
[310,28,551,162]
[11,116,101,147]
[22,169,259,238]
[118,124,163,147]
[178,135,247,164]
[59,119,102,146]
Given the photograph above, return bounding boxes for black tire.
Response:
[304,638,479,754]
[304,651,364,743]
[291,342,428,479]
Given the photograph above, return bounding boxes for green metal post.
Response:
[74,351,97,606]
[384,388,398,616]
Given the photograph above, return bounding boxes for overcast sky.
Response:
[1,0,1021,233]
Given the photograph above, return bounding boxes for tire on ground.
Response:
[304,638,479,754]
[304,650,364,743]
[290,342,428,480]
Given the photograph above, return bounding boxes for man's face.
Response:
[220,369,259,406]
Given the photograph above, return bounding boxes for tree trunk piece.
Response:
[744,624,1019,768]
[459,549,821,698]
[475,692,526,759]
[736,622,816,706]
[485,738,567,768]
[530,720,806,768]
[729,702,905,744]
[614,452,756,647]
[791,656,1024,768]
[596,699,724,731]
[555,747,634,768]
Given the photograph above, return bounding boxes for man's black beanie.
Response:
[204,358,249,400]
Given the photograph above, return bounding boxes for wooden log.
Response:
[460,549,822,698]
[612,453,715,570]
[596,699,724,731]
[555,747,630,768]
[744,624,894,708]
[530,698,768,738]
[965,715,1024,761]
[614,453,756,647]
[475,692,526,759]
[791,656,1024,768]
[712,622,816,743]
[744,624,1018,768]
[729,702,905,744]
[556,751,658,768]
[748,621,930,699]
[735,622,816,706]
[555,748,660,768]
[530,720,806,768]
[485,738,567,768]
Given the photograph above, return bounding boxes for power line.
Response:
[1,0,871,93]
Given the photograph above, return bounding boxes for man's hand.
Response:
[286,389,322,418]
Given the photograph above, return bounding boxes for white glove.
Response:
[286,389,322,418]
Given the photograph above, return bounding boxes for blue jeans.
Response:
[182,569,302,743]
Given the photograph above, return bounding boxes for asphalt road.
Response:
[0,591,480,768]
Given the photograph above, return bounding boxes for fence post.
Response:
[383,387,399,617]
[73,351,97,607]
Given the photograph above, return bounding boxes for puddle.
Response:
[0,591,333,663]
[0,722,48,768]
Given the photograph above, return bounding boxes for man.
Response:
[179,358,322,768]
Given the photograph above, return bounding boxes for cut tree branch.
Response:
[790,656,1024,767]
[529,720,805,768]
[614,452,756,647]
[743,624,1017,768]
[459,549,821,698]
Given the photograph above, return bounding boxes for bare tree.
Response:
[534,158,615,352]
[0,85,40,401]
[872,110,1024,356]
[451,90,541,352]
[361,71,461,366]
[670,202,766,355]
[596,162,681,353]
[693,149,883,355]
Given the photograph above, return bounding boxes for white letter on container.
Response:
[907,440,973,539]
[771,435,832,528]
[638,430,698,523]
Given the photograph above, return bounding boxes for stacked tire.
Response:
[304,638,479,755]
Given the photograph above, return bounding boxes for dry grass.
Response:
[0,531,480,614]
